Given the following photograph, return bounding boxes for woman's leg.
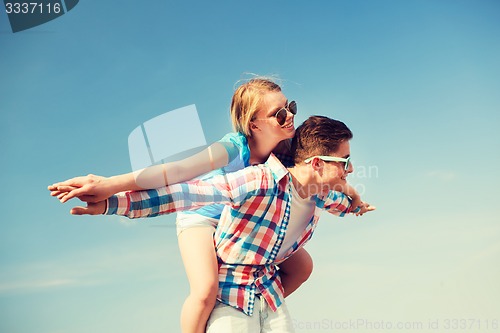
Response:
[178,227,219,333]
[277,247,313,298]
[206,301,260,333]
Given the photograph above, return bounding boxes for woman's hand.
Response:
[48,174,115,203]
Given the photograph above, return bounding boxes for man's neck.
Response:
[287,165,320,199]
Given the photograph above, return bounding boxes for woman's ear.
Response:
[250,122,260,132]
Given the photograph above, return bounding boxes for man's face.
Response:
[319,140,354,194]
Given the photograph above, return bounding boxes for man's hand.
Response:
[48,174,114,203]
[354,202,376,216]
[70,200,107,215]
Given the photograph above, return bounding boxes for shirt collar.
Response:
[264,153,289,181]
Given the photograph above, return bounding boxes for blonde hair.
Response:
[230,77,282,137]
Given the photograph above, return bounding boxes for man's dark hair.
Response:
[291,116,353,165]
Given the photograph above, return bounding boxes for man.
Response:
[73,116,374,332]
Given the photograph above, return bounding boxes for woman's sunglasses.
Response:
[254,101,297,126]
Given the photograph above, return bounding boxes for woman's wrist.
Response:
[107,174,132,194]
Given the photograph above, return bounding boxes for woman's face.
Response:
[251,91,296,142]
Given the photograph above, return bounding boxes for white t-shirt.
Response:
[277,182,316,258]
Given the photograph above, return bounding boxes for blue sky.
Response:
[1,1,499,332]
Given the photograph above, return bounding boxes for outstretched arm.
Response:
[67,165,265,218]
[71,181,375,217]
[48,142,231,203]
[321,191,376,217]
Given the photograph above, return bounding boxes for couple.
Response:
[49,78,374,332]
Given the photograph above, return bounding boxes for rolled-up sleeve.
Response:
[317,191,354,217]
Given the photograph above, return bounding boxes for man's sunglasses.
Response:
[304,155,351,171]
[254,101,297,126]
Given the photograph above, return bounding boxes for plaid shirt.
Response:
[105,154,353,316]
